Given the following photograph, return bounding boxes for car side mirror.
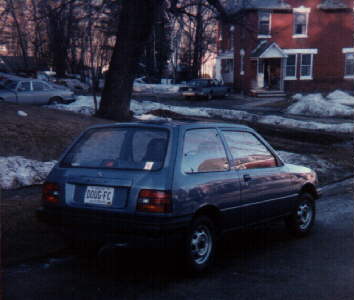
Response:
[17,87,26,92]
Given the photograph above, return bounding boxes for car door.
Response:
[32,81,52,104]
[172,127,242,231]
[16,81,34,104]
[221,130,295,225]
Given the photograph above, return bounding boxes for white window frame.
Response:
[257,11,272,38]
[285,54,297,80]
[293,7,310,38]
[240,49,245,75]
[300,53,314,80]
[344,52,354,79]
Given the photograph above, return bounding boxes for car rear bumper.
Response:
[182,91,205,97]
[36,206,191,249]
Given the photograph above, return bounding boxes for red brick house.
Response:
[216,0,354,96]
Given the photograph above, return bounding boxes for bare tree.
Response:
[97,0,164,121]
[97,0,232,121]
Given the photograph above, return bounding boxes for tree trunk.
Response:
[97,0,163,121]
[191,1,203,79]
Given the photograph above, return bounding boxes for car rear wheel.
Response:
[285,193,315,237]
[49,96,63,105]
[207,93,213,100]
[184,216,216,273]
[0,98,4,103]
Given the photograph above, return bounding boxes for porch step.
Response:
[250,89,287,98]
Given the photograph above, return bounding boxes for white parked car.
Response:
[0,77,75,105]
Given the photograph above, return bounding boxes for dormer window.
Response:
[293,7,310,38]
[258,12,271,38]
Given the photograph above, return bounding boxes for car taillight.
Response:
[42,182,60,204]
[136,190,172,213]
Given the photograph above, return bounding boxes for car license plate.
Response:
[84,186,114,206]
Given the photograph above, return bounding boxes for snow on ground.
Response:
[48,95,353,134]
[133,83,182,94]
[288,91,354,117]
[0,157,57,190]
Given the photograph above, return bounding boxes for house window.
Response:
[344,53,354,78]
[293,11,309,37]
[258,12,271,37]
[300,54,313,79]
[285,54,297,79]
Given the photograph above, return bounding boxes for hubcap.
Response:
[190,225,212,265]
[297,202,313,230]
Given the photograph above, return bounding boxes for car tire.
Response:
[285,193,316,237]
[49,96,63,105]
[0,98,4,103]
[207,93,213,100]
[184,216,216,273]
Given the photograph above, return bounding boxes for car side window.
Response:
[182,129,229,173]
[18,82,31,92]
[33,82,49,91]
[222,131,277,170]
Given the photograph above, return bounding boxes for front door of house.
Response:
[257,58,283,90]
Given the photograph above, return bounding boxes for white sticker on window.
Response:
[144,161,154,170]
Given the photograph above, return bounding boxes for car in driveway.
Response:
[180,79,230,100]
[0,77,75,105]
[37,121,320,272]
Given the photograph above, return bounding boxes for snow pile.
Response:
[133,83,181,94]
[47,95,98,116]
[0,157,56,189]
[291,93,303,101]
[287,93,353,117]
[260,115,353,133]
[327,90,354,106]
[17,110,28,117]
[135,114,171,121]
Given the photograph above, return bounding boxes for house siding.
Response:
[222,0,354,94]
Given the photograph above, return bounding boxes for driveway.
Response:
[3,178,353,300]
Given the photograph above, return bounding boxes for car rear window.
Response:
[61,127,169,171]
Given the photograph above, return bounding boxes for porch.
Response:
[250,42,288,97]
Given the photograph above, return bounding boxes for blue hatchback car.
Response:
[37,121,321,272]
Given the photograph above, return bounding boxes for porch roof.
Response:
[250,42,287,59]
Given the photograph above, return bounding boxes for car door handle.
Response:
[243,174,252,182]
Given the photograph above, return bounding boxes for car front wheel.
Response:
[184,216,216,273]
[49,96,63,105]
[285,193,315,237]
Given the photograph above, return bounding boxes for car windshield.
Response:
[188,80,208,87]
[61,127,169,171]
[2,79,18,90]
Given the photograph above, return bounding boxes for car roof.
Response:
[87,121,253,132]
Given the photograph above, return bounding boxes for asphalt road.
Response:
[3,179,353,300]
